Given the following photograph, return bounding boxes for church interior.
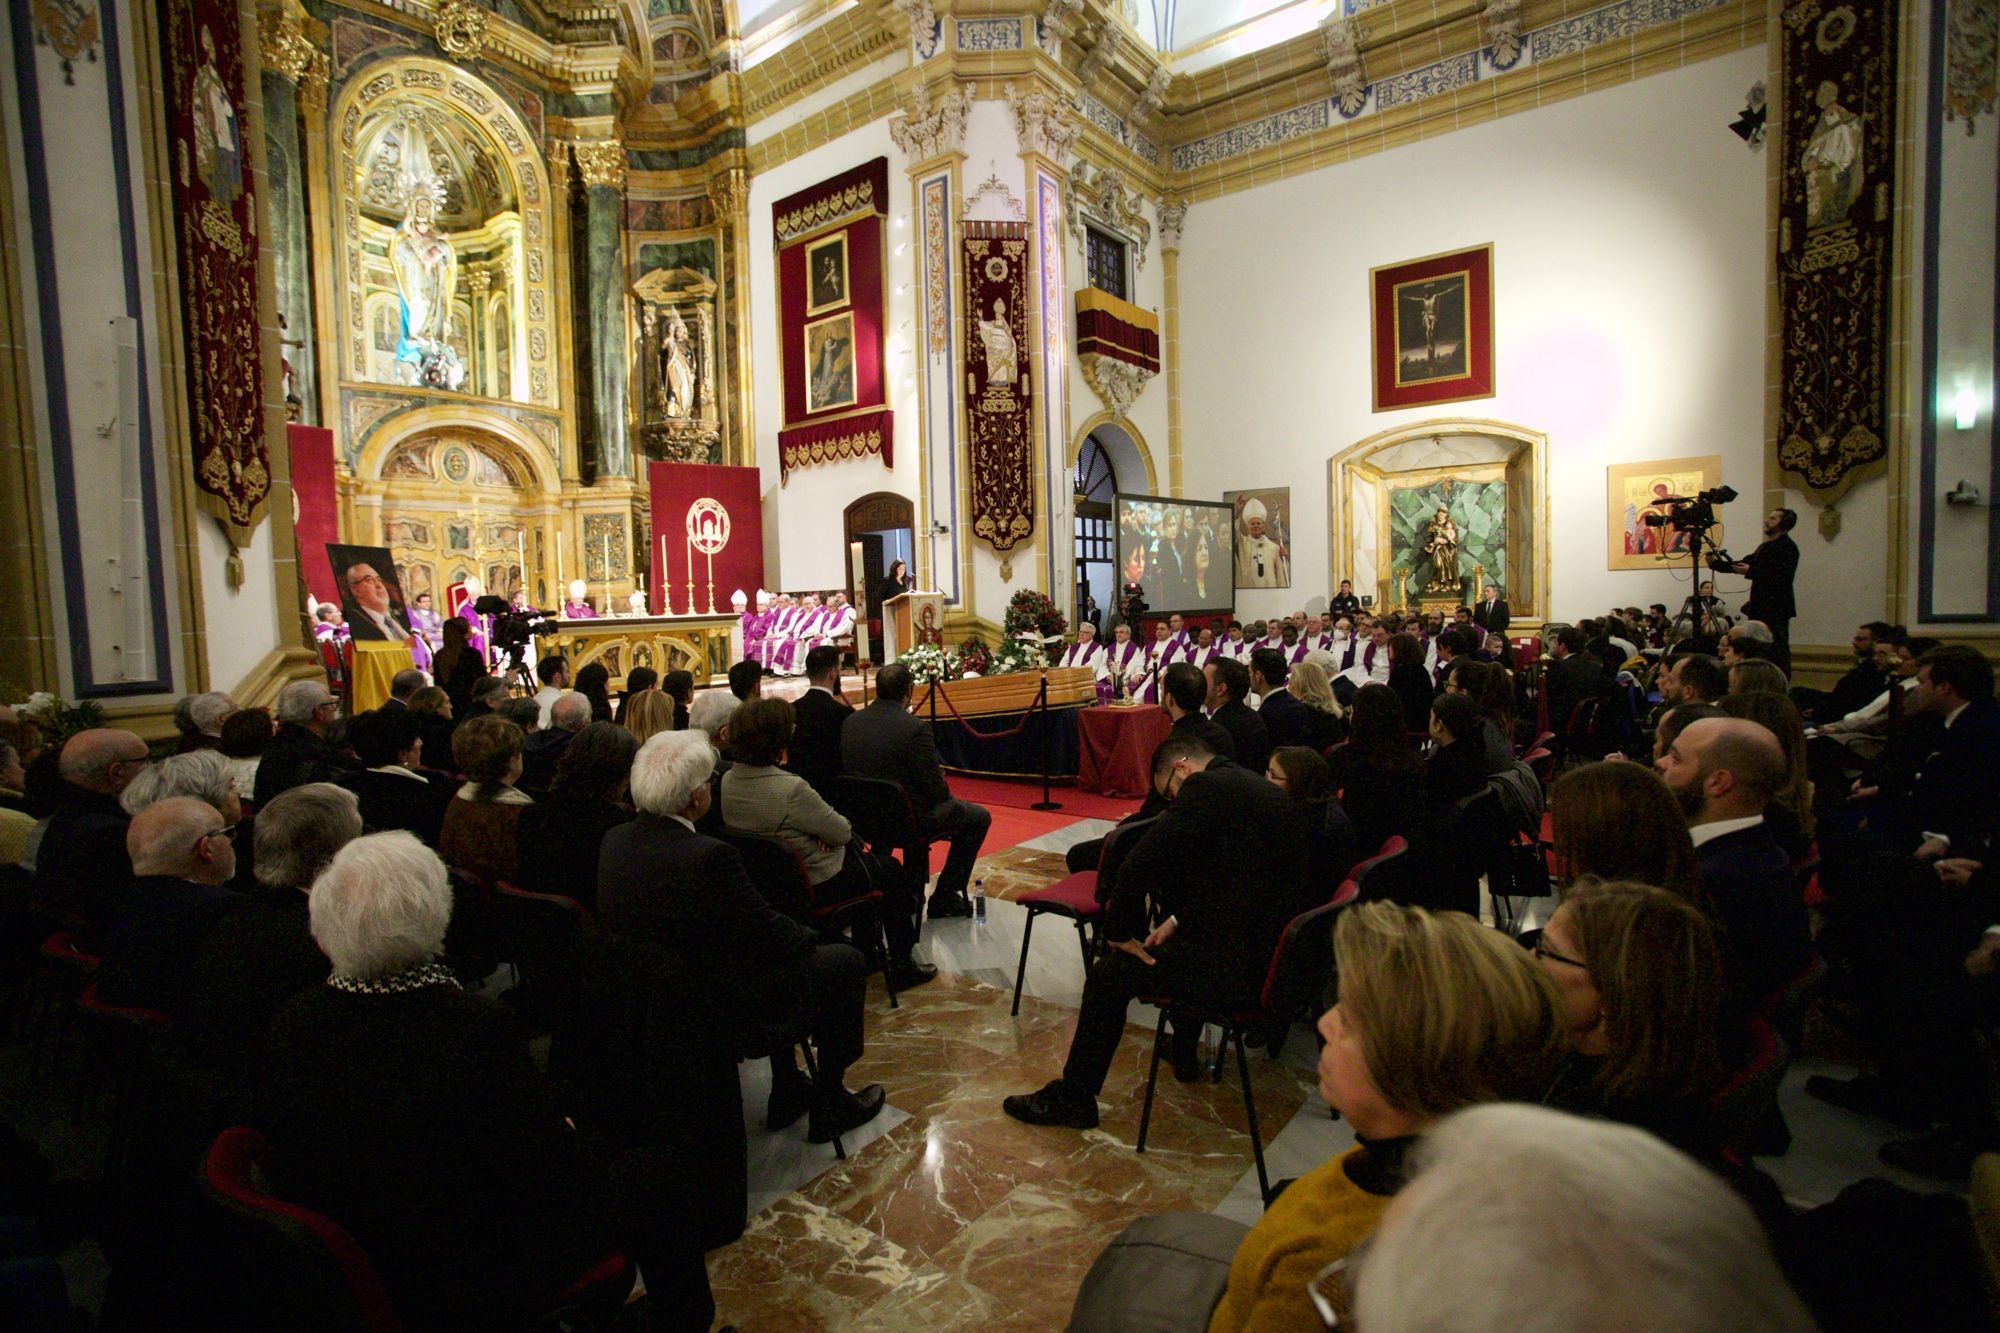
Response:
[2,0,1999,1327]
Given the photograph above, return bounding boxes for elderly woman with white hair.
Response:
[260,831,714,1331]
[173,691,237,754]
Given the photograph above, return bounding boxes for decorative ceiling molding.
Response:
[1483,0,1526,72]
[1318,14,1367,117]
[1132,64,1173,123]
[1041,0,1084,57]
[1066,162,1151,266]
[888,80,971,161]
[890,0,942,59]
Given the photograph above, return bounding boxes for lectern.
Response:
[882,591,945,661]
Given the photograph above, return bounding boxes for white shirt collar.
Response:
[665,813,697,833]
[809,683,839,697]
[1689,814,1764,847]
[370,764,425,780]
[1946,701,1970,729]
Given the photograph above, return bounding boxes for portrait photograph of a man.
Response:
[327,543,416,642]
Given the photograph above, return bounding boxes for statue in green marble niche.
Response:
[391,112,465,391]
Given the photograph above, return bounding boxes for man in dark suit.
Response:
[839,663,991,918]
[1729,508,1801,673]
[381,669,426,712]
[97,797,243,1021]
[339,709,456,845]
[520,693,589,793]
[1203,657,1270,779]
[1004,736,1307,1128]
[1472,582,1510,638]
[1545,626,1610,737]
[599,730,883,1142]
[1655,717,1809,1016]
[1792,621,1895,722]
[1897,646,2000,853]
[1250,648,1310,750]
[255,680,354,807]
[34,727,148,933]
[788,646,853,797]
[1328,580,1361,620]
[1065,663,1233,873]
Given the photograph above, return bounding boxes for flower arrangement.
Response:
[953,636,992,678]
[991,634,1049,675]
[896,642,961,686]
[12,691,103,745]
[1003,588,1067,642]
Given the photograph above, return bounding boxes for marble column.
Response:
[257,1,329,428]
[707,164,752,467]
[574,141,629,483]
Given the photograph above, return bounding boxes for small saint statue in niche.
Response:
[661,309,696,418]
[1423,506,1460,592]
[977,298,1019,387]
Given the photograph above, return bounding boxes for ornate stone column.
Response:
[256,0,326,427]
[1157,194,1187,497]
[707,164,753,467]
[573,140,629,483]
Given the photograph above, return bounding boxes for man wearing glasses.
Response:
[343,561,415,643]
[255,680,353,806]
[96,796,243,1021]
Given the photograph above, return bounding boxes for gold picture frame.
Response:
[804,232,849,316]
[1605,455,1722,571]
[803,311,858,414]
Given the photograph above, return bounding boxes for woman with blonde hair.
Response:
[1286,658,1343,751]
[1548,761,1704,903]
[621,688,677,746]
[1207,903,1567,1333]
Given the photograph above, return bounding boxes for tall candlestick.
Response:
[659,534,670,615]
[685,535,695,621]
[556,532,565,598]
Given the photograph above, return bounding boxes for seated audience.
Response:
[184,783,357,1072]
[1286,659,1344,752]
[382,670,426,712]
[513,723,637,909]
[462,673,509,724]
[1203,657,1271,778]
[496,695,541,734]
[1326,684,1425,858]
[1717,691,1815,862]
[1549,761,1704,901]
[532,654,570,728]
[1793,621,1895,722]
[217,706,273,799]
[0,741,29,864]
[259,831,715,1331]
[96,797,242,1020]
[1424,692,1505,817]
[787,646,853,797]
[1066,663,1238,875]
[661,669,695,733]
[1264,745,1331,803]
[254,680,351,807]
[1654,717,1811,1020]
[1205,903,1567,1333]
[174,692,236,753]
[722,697,932,988]
[572,662,614,724]
[612,665,658,725]
[1546,626,1610,733]
[1385,632,1435,732]
[840,664,991,919]
[1348,1105,1815,1333]
[1269,746,1355,901]
[438,715,532,886]
[1250,649,1310,750]
[404,686,457,772]
[598,731,884,1142]
[1536,878,1726,1152]
[621,689,676,746]
[1658,652,1729,710]
[1005,736,1307,1128]
[1730,659,1792,697]
[35,727,149,932]
[521,692,590,793]
[339,709,454,845]
[728,658,762,700]
[120,749,244,826]
[1448,658,1518,754]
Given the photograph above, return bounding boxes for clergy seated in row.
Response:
[1097,623,1150,704]
[769,594,857,677]
[1004,735,1307,1124]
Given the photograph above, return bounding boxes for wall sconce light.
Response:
[1954,386,1981,431]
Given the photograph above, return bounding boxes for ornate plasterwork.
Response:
[964,171,1027,221]
[1040,0,1083,57]
[570,139,627,190]
[1066,163,1151,267]
[1946,0,1998,133]
[1484,0,1525,71]
[888,80,970,161]
[707,168,748,220]
[1081,355,1153,420]
[891,0,941,59]
[433,0,488,60]
[1005,82,1080,162]
[1134,64,1173,123]
[1319,14,1368,117]
[259,4,329,99]
[1156,194,1187,253]
[1074,25,1117,101]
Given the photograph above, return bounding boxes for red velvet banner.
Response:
[159,0,269,544]
[773,159,892,483]
[963,222,1033,553]
[1076,309,1160,371]
[647,461,766,616]
[287,424,338,610]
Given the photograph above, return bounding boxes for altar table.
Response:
[1077,704,1172,799]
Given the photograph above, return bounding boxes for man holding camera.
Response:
[1728,508,1800,674]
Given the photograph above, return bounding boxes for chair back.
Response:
[721,830,816,922]
[441,868,501,985]
[1348,836,1411,903]
[1712,1019,1789,1161]
[491,881,585,974]
[1256,895,1350,1020]
[831,774,921,851]
[1092,816,1160,904]
[201,1125,405,1333]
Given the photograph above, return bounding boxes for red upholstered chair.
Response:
[73,982,172,1156]
[1712,1019,1790,1165]
[29,930,99,1077]
[1135,890,1358,1205]
[1522,746,1555,789]
[1345,835,1411,905]
[491,881,587,1027]
[1008,816,1159,1017]
[726,829,898,1009]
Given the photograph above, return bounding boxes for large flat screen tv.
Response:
[1114,493,1236,615]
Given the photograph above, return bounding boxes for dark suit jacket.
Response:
[1328,742,1426,860]
[1742,534,1800,623]
[1908,697,2000,848]
[1209,699,1271,778]
[519,727,577,795]
[839,699,953,820]
[1131,712,1237,821]
[1108,760,1307,1000]
[1546,651,1610,732]
[97,875,243,1020]
[514,793,633,909]
[789,687,854,796]
[260,983,636,1332]
[596,813,817,1055]
[185,883,328,1074]
[1258,689,1312,751]
[32,782,133,935]
[339,766,456,846]
[1695,822,1810,1015]
[254,724,353,807]
[1328,593,1362,619]
[1472,598,1511,637]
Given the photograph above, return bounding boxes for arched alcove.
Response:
[1068,417,1157,630]
[1328,419,1550,621]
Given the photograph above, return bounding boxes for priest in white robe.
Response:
[1059,622,1106,673]
[1098,622,1148,703]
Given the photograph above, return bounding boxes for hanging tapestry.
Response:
[774,158,893,483]
[1774,0,1898,501]
[160,0,269,543]
[962,221,1033,553]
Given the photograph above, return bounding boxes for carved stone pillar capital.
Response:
[257,2,328,100]
[571,140,628,191]
[1004,81,1079,162]
[889,80,970,162]
[1156,194,1188,253]
[706,167,748,222]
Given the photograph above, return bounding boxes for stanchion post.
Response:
[1030,674,1062,811]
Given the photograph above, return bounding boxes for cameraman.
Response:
[1727,508,1800,673]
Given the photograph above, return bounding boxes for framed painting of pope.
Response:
[1225,487,1292,589]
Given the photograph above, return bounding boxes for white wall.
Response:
[1177,46,1802,629]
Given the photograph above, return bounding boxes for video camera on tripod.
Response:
[473,595,560,677]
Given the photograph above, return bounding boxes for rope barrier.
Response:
[923,676,1044,739]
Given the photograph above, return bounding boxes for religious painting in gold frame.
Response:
[803,311,858,414]
[1369,244,1495,411]
[804,232,850,316]
[1605,455,1721,571]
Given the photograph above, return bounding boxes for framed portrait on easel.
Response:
[1370,244,1495,411]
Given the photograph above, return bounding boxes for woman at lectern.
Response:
[875,558,913,609]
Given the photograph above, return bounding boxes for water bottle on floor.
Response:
[974,877,987,923]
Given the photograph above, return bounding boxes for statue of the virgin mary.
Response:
[390,113,466,391]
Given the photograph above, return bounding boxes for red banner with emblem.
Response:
[962,221,1033,553]
[647,461,766,616]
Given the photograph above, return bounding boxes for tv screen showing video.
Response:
[1114,494,1236,614]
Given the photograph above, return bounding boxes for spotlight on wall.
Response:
[1954,386,1982,431]
[926,521,949,537]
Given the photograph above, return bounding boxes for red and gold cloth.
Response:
[159,0,269,543]
[773,159,893,483]
[1774,0,1898,501]
[646,461,766,616]
[1075,289,1160,373]
[962,222,1033,553]
[287,425,338,609]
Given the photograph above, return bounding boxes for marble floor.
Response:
[700,795,1960,1330]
